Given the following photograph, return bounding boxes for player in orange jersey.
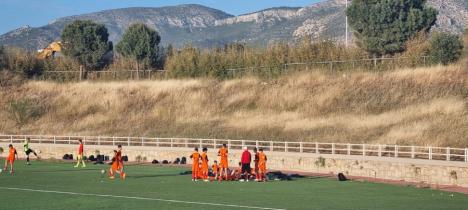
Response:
[258,148,268,182]
[211,160,219,181]
[253,148,260,181]
[4,144,18,174]
[201,148,209,182]
[218,144,228,181]
[109,145,126,179]
[190,147,200,181]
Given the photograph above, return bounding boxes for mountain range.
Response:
[0,0,466,51]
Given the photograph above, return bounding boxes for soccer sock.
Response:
[26,157,30,162]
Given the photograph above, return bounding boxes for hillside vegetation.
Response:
[1,64,466,147]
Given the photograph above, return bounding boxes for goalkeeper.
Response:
[24,137,39,165]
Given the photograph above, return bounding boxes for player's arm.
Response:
[190,154,193,159]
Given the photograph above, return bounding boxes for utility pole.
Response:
[345,0,349,48]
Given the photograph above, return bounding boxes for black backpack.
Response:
[337,173,348,181]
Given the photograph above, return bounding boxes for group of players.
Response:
[3,138,39,174]
[4,139,267,182]
[74,139,126,179]
[2,138,126,180]
[190,144,268,182]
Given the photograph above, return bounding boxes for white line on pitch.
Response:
[0,186,286,210]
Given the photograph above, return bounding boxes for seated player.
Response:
[229,162,242,181]
[197,162,204,179]
[4,144,18,174]
[211,160,219,181]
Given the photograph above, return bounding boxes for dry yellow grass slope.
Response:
[0,65,467,147]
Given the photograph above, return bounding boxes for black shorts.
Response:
[241,163,251,174]
[25,149,34,155]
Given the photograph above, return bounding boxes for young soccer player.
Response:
[218,144,228,181]
[253,148,260,181]
[201,148,209,182]
[190,147,200,181]
[74,139,86,168]
[24,137,38,165]
[240,147,252,182]
[211,160,219,181]
[4,144,18,174]
[258,148,268,182]
[109,145,126,179]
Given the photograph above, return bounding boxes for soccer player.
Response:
[24,137,39,165]
[240,147,252,182]
[258,148,268,182]
[4,144,18,174]
[109,145,126,179]
[190,147,200,181]
[253,148,260,181]
[201,148,209,182]
[211,160,219,181]
[74,139,86,168]
[218,144,228,181]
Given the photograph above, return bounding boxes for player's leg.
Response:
[4,159,8,170]
[25,149,30,165]
[81,154,86,167]
[9,160,14,173]
[74,154,81,167]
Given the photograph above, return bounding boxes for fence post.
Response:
[347,143,351,155]
[156,138,160,147]
[394,146,398,158]
[170,138,173,148]
[199,139,203,149]
[213,140,217,149]
[228,140,231,150]
[465,148,468,162]
[242,140,245,148]
[112,137,115,146]
[141,137,144,146]
[54,136,56,144]
[300,142,303,153]
[362,144,366,156]
[98,136,101,146]
[378,145,382,157]
[429,147,432,160]
[39,136,42,144]
[10,135,13,144]
[411,146,415,159]
[446,147,450,161]
[315,142,319,154]
[285,142,288,152]
[127,137,130,146]
[68,137,71,145]
[256,140,259,149]
[332,143,335,155]
[270,141,273,152]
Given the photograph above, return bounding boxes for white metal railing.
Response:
[0,134,467,162]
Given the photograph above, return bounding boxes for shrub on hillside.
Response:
[429,33,463,65]
[3,48,43,78]
[7,98,45,128]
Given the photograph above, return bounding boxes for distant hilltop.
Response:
[0,0,466,50]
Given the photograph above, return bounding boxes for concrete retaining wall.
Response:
[2,143,468,187]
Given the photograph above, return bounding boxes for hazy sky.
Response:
[0,0,323,34]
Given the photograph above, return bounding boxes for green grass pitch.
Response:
[0,160,467,210]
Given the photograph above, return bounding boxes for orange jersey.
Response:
[212,163,219,174]
[201,152,209,171]
[78,143,83,155]
[8,148,17,161]
[116,151,122,162]
[218,148,228,168]
[258,152,267,171]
